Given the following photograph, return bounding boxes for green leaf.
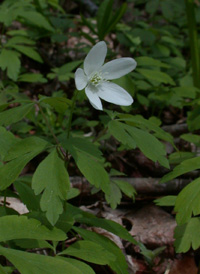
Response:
[60,240,115,265]
[181,133,200,146]
[11,45,43,63]
[32,149,70,225]
[97,0,113,39]
[0,126,19,160]
[42,97,71,114]
[113,179,136,199]
[14,239,53,251]
[0,49,20,81]
[18,73,47,83]
[160,156,200,183]
[5,36,35,47]
[169,152,195,165]
[0,246,82,274]
[174,217,200,253]
[137,69,175,85]
[154,195,176,206]
[72,150,110,194]
[0,103,34,126]
[18,11,54,32]
[14,179,41,211]
[4,136,49,161]
[59,257,95,274]
[105,182,122,209]
[0,151,43,191]
[118,114,174,144]
[109,120,169,168]
[0,215,66,242]
[135,56,170,68]
[174,178,200,224]
[73,227,129,274]
[172,87,197,99]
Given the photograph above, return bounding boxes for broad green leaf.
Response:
[14,239,53,251]
[73,227,129,274]
[0,49,20,81]
[0,215,66,242]
[67,204,138,245]
[0,264,9,274]
[60,240,115,265]
[18,73,47,83]
[108,120,137,148]
[0,126,19,160]
[0,103,34,126]
[105,182,122,209]
[174,218,200,253]
[135,56,169,68]
[137,69,175,85]
[118,114,174,144]
[14,179,41,211]
[169,152,195,165]
[154,196,176,206]
[172,87,197,99]
[18,11,54,32]
[109,120,169,168]
[59,257,95,274]
[12,45,43,63]
[160,156,200,183]
[4,136,49,161]
[0,246,82,274]
[113,179,136,199]
[72,150,110,194]
[97,0,113,39]
[42,97,71,114]
[0,151,42,190]
[5,36,35,47]
[62,136,103,159]
[175,178,200,224]
[32,149,70,225]
[181,133,200,146]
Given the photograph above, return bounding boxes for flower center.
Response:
[89,72,103,86]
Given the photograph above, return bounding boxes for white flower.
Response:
[75,41,137,110]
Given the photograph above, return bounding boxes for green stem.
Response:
[185,0,200,88]
[66,90,78,138]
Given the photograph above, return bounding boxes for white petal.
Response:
[84,41,107,76]
[85,84,103,110]
[101,58,137,80]
[75,68,88,90]
[97,82,133,106]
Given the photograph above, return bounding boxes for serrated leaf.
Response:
[135,56,170,68]
[32,149,70,225]
[18,73,47,83]
[72,150,110,194]
[0,151,43,191]
[14,179,41,211]
[175,178,200,224]
[160,156,200,183]
[18,11,54,32]
[42,97,71,114]
[60,240,115,265]
[4,136,49,161]
[73,227,129,274]
[0,103,34,126]
[105,182,122,209]
[59,257,95,274]
[154,195,176,206]
[0,49,20,81]
[0,215,66,242]
[12,45,43,63]
[109,120,169,168]
[113,179,136,199]
[174,217,200,253]
[0,126,19,160]
[137,68,175,85]
[0,246,82,274]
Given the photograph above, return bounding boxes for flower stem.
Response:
[66,90,78,138]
